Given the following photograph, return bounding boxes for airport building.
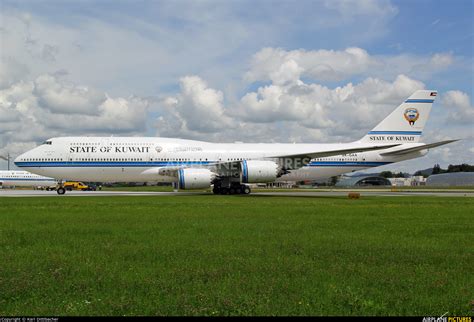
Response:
[388,176,426,187]
[336,175,428,187]
[426,172,474,187]
[336,176,391,187]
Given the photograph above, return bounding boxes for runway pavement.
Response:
[0,189,473,197]
[0,190,195,197]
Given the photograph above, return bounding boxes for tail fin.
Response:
[360,90,437,143]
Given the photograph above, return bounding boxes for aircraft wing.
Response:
[142,143,402,176]
[379,140,458,156]
[193,144,402,171]
[268,144,401,160]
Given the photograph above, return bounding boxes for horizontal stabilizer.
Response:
[270,144,400,160]
[380,140,458,156]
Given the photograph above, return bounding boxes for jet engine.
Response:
[241,160,280,183]
[178,168,216,190]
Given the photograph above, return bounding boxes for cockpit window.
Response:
[42,140,52,145]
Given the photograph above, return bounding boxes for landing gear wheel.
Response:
[221,187,230,195]
[57,187,66,195]
[241,185,251,195]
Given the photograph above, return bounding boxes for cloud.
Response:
[324,0,398,18]
[0,1,402,98]
[41,44,60,63]
[97,96,149,131]
[239,74,424,136]
[431,147,453,162]
[34,74,106,115]
[152,72,427,147]
[240,83,336,127]
[245,47,454,83]
[151,72,443,155]
[441,90,474,125]
[0,57,29,89]
[0,74,150,150]
[245,47,376,83]
[159,76,232,134]
[0,141,38,166]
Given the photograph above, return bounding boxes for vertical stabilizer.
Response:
[360,90,437,143]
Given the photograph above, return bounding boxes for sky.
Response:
[0,0,473,173]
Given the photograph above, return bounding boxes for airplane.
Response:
[14,90,457,195]
[0,170,57,189]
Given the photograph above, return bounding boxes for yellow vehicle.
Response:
[63,181,96,191]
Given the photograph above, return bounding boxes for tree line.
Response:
[414,163,474,177]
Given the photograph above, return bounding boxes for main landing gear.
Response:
[213,183,251,195]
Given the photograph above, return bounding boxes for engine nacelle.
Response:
[241,160,279,183]
[178,168,216,190]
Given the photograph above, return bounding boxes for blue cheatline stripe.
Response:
[368,131,422,135]
[242,160,248,183]
[0,178,55,181]
[404,99,434,103]
[307,161,392,167]
[14,161,213,168]
[178,169,184,189]
[14,160,392,170]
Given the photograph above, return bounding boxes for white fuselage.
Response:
[0,170,57,188]
[14,137,426,183]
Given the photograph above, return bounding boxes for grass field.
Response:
[0,195,472,316]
